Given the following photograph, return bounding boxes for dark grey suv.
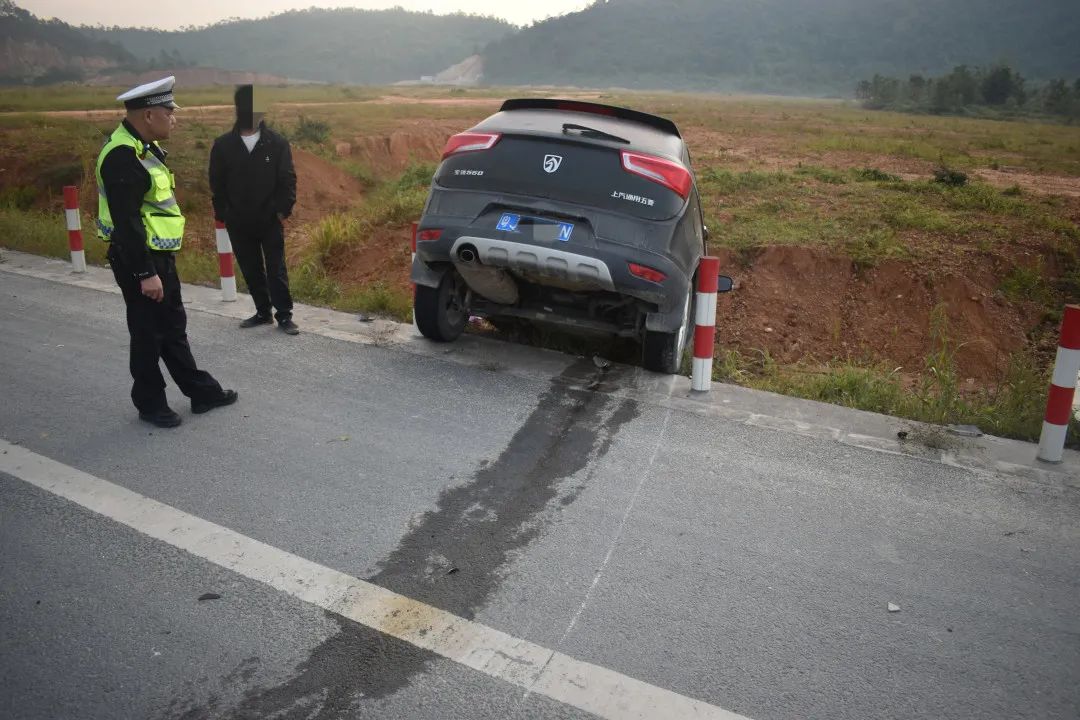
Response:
[411,98,719,373]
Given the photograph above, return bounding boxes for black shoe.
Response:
[139,407,182,428]
[278,319,300,335]
[192,389,239,414]
[240,313,273,329]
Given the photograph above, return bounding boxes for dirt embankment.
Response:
[332,120,463,175]
[290,149,366,223]
[716,246,1043,382]
[323,225,414,298]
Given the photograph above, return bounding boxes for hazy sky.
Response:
[19,0,593,29]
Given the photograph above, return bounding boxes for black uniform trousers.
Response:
[228,219,293,322]
[108,247,224,413]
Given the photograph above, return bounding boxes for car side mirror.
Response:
[717,275,733,293]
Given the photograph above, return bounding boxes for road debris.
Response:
[197,593,222,601]
[888,603,901,613]
[947,424,983,438]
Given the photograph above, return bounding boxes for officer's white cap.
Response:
[117,76,181,110]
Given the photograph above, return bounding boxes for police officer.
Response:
[96,76,238,428]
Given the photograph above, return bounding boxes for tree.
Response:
[946,66,979,105]
[1044,78,1070,114]
[980,65,1025,106]
[908,74,927,104]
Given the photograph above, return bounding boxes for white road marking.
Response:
[0,438,752,720]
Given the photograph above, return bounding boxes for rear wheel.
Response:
[641,285,694,374]
[415,270,468,342]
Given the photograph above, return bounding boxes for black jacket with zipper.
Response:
[209,122,296,231]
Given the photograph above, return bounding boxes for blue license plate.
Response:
[496,213,574,242]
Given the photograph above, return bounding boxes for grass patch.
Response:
[175,248,222,286]
[808,134,968,165]
[883,179,1041,220]
[338,160,377,189]
[1000,261,1056,306]
[852,168,902,182]
[308,213,362,267]
[794,165,848,184]
[699,168,791,193]
[290,258,341,305]
[843,228,910,267]
[285,163,434,322]
[289,260,411,323]
[717,214,842,250]
[284,114,331,148]
[0,207,221,285]
[714,343,1071,445]
[339,282,411,322]
[0,208,107,264]
[878,195,954,233]
[0,185,39,210]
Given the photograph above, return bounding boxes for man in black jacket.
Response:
[210,85,299,335]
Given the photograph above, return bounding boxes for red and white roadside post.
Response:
[1037,304,1080,463]
[410,221,418,292]
[62,186,86,273]
[411,221,419,330]
[691,256,721,392]
[214,220,237,302]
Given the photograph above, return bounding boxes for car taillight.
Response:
[628,262,667,284]
[442,132,501,159]
[417,229,442,242]
[621,151,692,199]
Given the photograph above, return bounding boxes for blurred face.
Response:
[235,85,267,131]
[143,106,176,141]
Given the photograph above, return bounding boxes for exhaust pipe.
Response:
[457,245,478,264]
[452,243,518,304]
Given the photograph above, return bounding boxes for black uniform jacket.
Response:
[99,119,166,280]
[208,122,297,230]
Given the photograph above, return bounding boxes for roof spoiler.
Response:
[499,98,681,139]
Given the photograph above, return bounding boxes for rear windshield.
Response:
[435,135,686,222]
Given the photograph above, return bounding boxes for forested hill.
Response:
[84,8,516,85]
[0,0,133,84]
[481,0,1080,95]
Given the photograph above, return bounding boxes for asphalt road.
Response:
[1,268,1078,720]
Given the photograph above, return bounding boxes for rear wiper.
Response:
[562,123,630,144]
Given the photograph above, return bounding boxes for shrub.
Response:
[933,166,968,187]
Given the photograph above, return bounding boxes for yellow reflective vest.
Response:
[95,123,185,251]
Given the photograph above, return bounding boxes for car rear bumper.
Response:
[451,236,616,291]
[412,226,694,333]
